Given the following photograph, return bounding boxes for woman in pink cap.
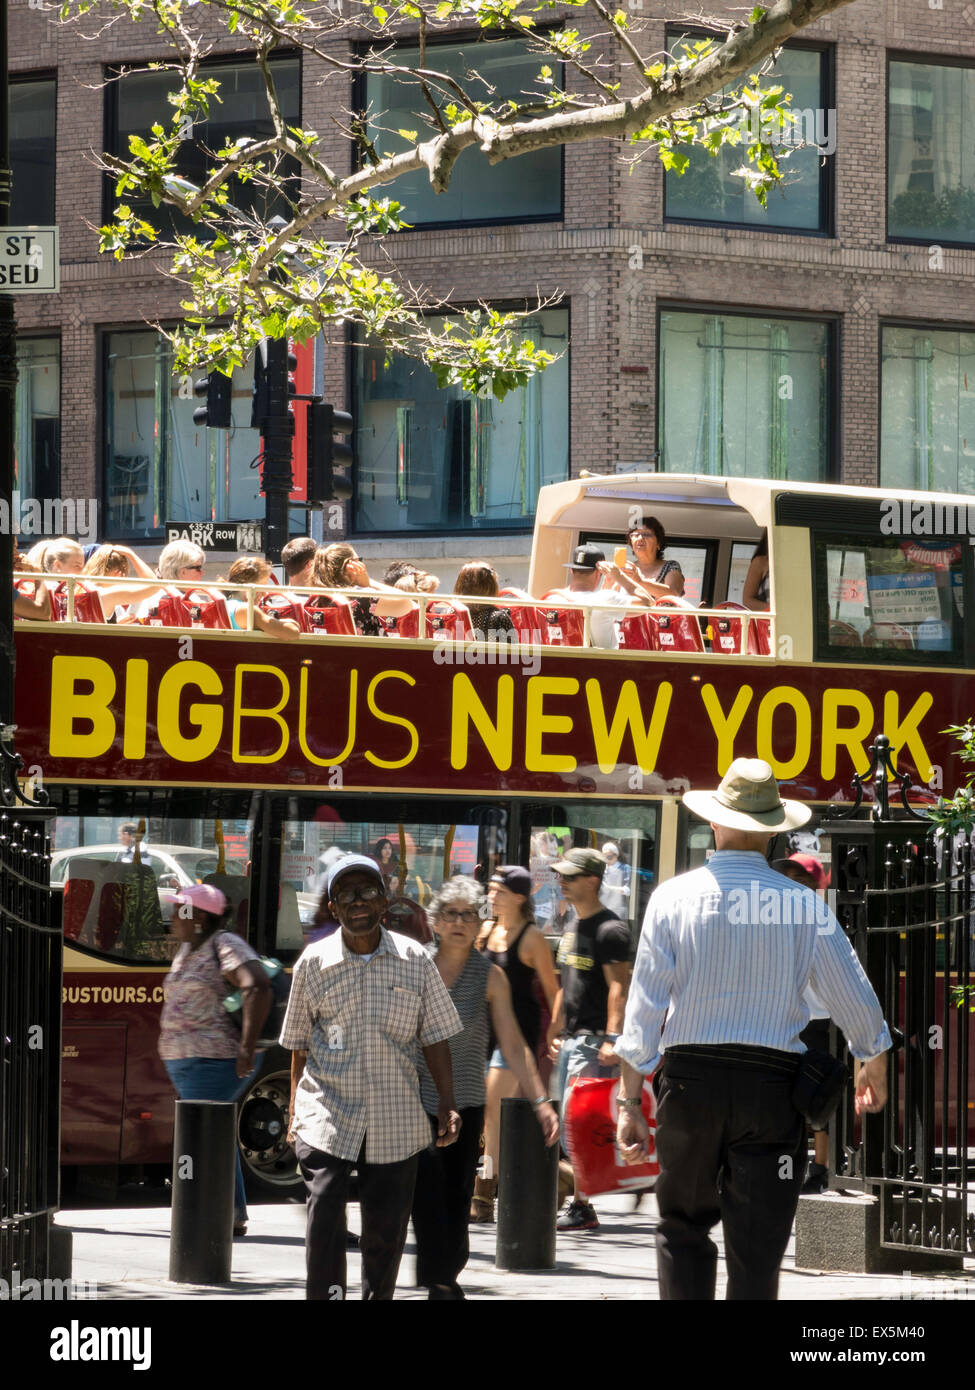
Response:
[157,883,272,1236]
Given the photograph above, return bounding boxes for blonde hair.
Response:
[315,543,356,589]
[83,546,129,578]
[395,570,439,594]
[39,538,84,574]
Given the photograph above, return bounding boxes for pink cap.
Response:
[777,853,828,892]
[172,883,228,917]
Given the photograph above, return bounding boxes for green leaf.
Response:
[749,5,767,21]
[397,129,418,142]
[372,3,388,20]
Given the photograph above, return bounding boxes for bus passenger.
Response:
[474,865,559,1221]
[158,883,272,1238]
[281,536,317,590]
[35,537,85,576]
[413,877,558,1298]
[13,550,52,620]
[314,543,412,636]
[224,557,301,639]
[625,516,685,598]
[743,532,770,612]
[553,544,646,651]
[453,562,516,642]
[82,544,165,622]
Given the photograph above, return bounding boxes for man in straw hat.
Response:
[613,758,891,1300]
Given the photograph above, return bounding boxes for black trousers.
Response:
[295,1137,418,1301]
[411,1105,484,1290]
[654,1047,806,1301]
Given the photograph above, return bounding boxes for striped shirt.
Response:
[416,948,493,1113]
[279,927,462,1164]
[616,851,891,1077]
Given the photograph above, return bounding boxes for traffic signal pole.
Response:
[254,338,295,565]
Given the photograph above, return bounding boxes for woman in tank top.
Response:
[474,864,559,1222]
[412,877,558,1299]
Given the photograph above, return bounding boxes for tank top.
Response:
[483,921,540,1053]
[417,948,493,1113]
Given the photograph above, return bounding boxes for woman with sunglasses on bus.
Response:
[158,883,272,1237]
[474,865,559,1222]
[412,877,559,1299]
[623,515,685,598]
[314,543,412,637]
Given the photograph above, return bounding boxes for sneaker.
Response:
[557,1199,599,1231]
[802,1162,829,1195]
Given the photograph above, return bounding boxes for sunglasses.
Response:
[182,564,205,574]
[333,883,383,906]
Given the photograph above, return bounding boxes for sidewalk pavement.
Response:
[56,1193,975,1301]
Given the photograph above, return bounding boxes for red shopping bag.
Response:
[563,1074,659,1198]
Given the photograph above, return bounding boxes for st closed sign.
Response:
[0,228,59,293]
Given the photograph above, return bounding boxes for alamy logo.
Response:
[735,105,837,156]
[0,493,98,544]
[726,883,834,932]
[880,497,975,542]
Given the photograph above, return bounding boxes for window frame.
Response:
[15,331,62,503]
[886,49,975,250]
[661,30,834,239]
[877,314,975,495]
[102,50,303,230]
[9,70,58,227]
[654,300,841,484]
[352,29,565,232]
[348,297,573,539]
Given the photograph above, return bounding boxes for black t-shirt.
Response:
[557,908,631,1036]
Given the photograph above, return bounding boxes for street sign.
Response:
[164,521,264,552]
[0,228,59,293]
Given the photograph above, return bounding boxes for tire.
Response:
[238,1048,304,1202]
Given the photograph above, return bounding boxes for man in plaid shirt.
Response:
[282,854,462,1300]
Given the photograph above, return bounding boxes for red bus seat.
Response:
[538,593,586,647]
[829,620,862,647]
[397,600,474,641]
[304,594,356,636]
[863,623,915,650]
[618,612,659,651]
[712,602,771,656]
[140,589,232,630]
[653,596,705,653]
[258,591,311,633]
[498,588,548,646]
[51,582,106,624]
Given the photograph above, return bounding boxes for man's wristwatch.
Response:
[617,1094,643,1110]
[532,1095,549,1109]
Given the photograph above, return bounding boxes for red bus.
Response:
[15,473,974,1197]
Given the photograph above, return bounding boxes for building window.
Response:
[15,337,60,502]
[880,324,975,493]
[105,55,300,234]
[888,58,975,244]
[658,309,832,481]
[353,307,569,534]
[10,76,56,226]
[103,330,262,541]
[363,38,562,227]
[664,38,831,233]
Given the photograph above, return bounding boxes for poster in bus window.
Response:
[826,548,868,622]
[866,571,941,626]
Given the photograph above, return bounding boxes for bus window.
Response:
[815,533,967,664]
[727,541,758,605]
[277,804,489,955]
[527,806,658,941]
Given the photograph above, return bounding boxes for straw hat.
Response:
[683,758,811,833]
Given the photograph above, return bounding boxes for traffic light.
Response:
[192,371,233,429]
[307,403,354,503]
[251,339,298,430]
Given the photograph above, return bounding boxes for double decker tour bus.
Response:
[13,473,974,1197]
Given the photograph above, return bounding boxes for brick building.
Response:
[9,1,975,585]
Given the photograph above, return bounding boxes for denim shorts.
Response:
[486,1047,508,1071]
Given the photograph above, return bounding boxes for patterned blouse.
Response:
[158,931,259,1061]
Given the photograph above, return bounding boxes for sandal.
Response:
[233,1221,248,1237]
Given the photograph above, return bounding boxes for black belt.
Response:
[665,1044,801,1076]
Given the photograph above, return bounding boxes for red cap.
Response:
[773,853,828,892]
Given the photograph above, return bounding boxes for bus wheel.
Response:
[238,1063,303,1201]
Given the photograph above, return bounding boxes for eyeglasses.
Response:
[439,909,480,923]
[333,884,383,906]
[182,564,205,574]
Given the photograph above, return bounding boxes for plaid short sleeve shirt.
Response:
[279,927,462,1164]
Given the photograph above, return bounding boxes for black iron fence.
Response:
[823,740,974,1257]
[0,808,59,1284]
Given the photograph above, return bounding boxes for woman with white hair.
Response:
[411,876,558,1300]
[134,540,209,621]
[599,843,631,919]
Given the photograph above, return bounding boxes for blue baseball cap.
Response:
[326,853,386,900]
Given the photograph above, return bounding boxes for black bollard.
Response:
[496,1097,558,1271]
[169,1100,236,1284]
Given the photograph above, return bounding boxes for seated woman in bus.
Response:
[412,876,558,1298]
[453,561,516,642]
[223,556,301,639]
[31,536,85,578]
[314,543,412,637]
[13,550,53,620]
[743,532,770,611]
[131,540,212,621]
[624,516,685,598]
[82,544,166,623]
